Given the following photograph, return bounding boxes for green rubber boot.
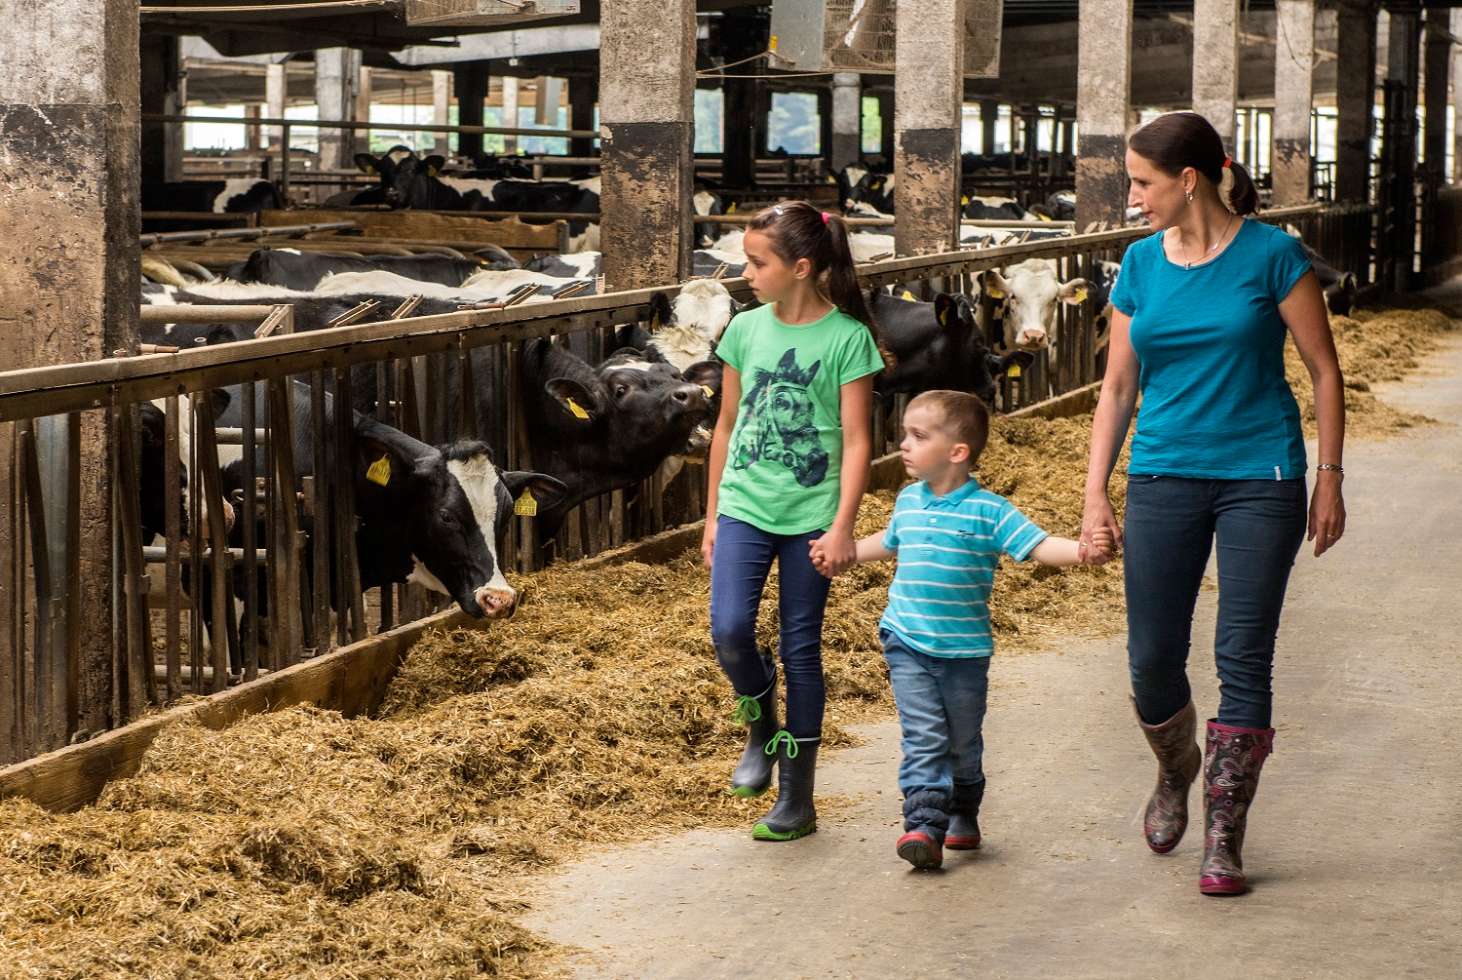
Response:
[729,666,780,799]
[752,732,819,842]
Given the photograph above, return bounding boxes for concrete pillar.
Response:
[1422,9,1452,184]
[1272,0,1316,205]
[894,0,964,257]
[1076,0,1133,229]
[500,76,519,153]
[1455,11,1462,184]
[355,65,372,155]
[315,47,360,171]
[719,7,761,186]
[0,0,141,740]
[140,33,184,186]
[1192,0,1240,149]
[432,70,452,157]
[1383,1,1421,290]
[569,74,597,158]
[817,85,834,164]
[599,0,695,288]
[875,88,895,161]
[831,72,861,170]
[455,64,488,160]
[265,62,287,150]
[1335,0,1378,203]
[535,75,563,127]
[980,99,999,154]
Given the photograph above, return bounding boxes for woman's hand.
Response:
[812,527,857,579]
[1081,490,1123,562]
[701,520,716,569]
[1308,472,1346,557]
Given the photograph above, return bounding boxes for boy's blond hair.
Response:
[907,390,990,462]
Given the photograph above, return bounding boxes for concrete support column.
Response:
[599,0,695,288]
[1192,0,1240,149]
[894,0,964,257]
[569,74,597,158]
[315,47,360,172]
[1422,10,1452,184]
[0,0,141,742]
[432,70,452,157]
[500,76,520,153]
[140,33,185,185]
[454,64,488,160]
[1455,10,1462,184]
[1383,1,1421,290]
[1076,0,1133,229]
[265,62,287,150]
[831,72,861,170]
[980,99,999,153]
[1335,0,1378,203]
[355,65,372,155]
[1272,0,1316,205]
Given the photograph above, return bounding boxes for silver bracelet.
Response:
[1316,463,1344,474]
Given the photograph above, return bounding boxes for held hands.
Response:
[1081,491,1123,565]
[1080,526,1117,565]
[809,527,857,579]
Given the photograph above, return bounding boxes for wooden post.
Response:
[569,74,597,159]
[1335,0,1378,203]
[719,7,761,188]
[432,70,452,157]
[315,47,360,171]
[1454,11,1462,185]
[1421,10,1452,187]
[980,99,999,155]
[1193,0,1240,149]
[501,76,520,153]
[894,0,964,257]
[0,0,140,744]
[355,64,373,156]
[454,64,489,160]
[140,33,184,186]
[1273,0,1315,206]
[1076,0,1133,229]
[1383,0,1422,291]
[599,0,695,289]
[831,72,862,171]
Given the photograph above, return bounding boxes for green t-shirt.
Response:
[715,303,885,535]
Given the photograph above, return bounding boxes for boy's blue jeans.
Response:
[710,515,831,739]
[881,627,991,797]
[1123,474,1307,729]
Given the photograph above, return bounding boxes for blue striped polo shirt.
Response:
[880,479,1048,658]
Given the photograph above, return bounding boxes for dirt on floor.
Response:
[0,303,1454,979]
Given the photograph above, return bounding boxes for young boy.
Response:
[816,390,1113,869]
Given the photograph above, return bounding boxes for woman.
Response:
[1081,111,1347,896]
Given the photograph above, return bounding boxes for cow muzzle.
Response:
[474,585,518,620]
[1015,327,1048,349]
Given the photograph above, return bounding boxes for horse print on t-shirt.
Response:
[733,348,828,487]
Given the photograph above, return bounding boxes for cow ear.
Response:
[935,293,961,329]
[354,418,440,489]
[682,359,722,392]
[545,378,600,423]
[980,269,1009,300]
[647,292,673,331]
[501,470,570,515]
[424,154,446,177]
[353,153,378,174]
[1059,277,1089,305]
[206,387,232,421]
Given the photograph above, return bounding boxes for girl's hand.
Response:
[701,521,716,569]
[812,528,857,579]
[1308,472,1346,557]
[1081,490,1123,561]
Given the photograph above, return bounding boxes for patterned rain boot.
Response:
[752,732,818,841]
[944,780,985,851]
[897,789,951,870]
[1199,720,1275,896]
[1135,699,1203,854]
[729,658,780,799]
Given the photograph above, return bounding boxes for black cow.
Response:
[845,170,897,215]
[225,248,486,291]
[219,380,567,620]
[870,290,1033,409]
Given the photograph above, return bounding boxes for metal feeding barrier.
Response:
[0,202,1373,766]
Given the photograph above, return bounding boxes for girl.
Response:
[702,200,887,841]
[1081,112,1346,895]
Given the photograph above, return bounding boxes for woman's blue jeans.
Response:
[709,515,831,739]
[1123,475,1307,729]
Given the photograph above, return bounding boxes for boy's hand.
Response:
[811,528,856,579]
[1084,527,1116,565]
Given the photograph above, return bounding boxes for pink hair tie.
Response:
[820,211,831,225]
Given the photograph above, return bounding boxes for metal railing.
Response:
[0,202,1369,766]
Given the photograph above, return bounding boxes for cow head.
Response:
[353,419,566,619]
[547,351,711,443]
[981,260,1088,350]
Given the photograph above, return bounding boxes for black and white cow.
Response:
[225,248,491,291]
[1282,226,1358,316]
[979,259,1089,372]
[869,290,1033,408]
[844,170,896,216]
[142,179,281,215]
[962,194,1032,221]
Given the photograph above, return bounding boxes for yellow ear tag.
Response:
[566,397,591,420]
[938,307,948,328]
[513,487,538,517]
[961,194,970,206]
[727,201,738,213]
[366,454,391,486]
[1007,362,1023,378]
[1070,286,1089,304]
[700,384,715,399]
[900,289,916,302]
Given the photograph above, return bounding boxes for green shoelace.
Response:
[731,695,762,725]
[763,729,799,759]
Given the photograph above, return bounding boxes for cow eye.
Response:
[439,509,460,528]
[614,383,628,398]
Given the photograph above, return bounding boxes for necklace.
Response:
[1181,213,1236,270]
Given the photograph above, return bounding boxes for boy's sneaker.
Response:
[896,830,944,869]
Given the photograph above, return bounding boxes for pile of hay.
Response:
[0,300,1451,978]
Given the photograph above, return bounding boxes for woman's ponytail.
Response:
[1220,159,1259,216]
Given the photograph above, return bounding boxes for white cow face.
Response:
[982,259,1088,350]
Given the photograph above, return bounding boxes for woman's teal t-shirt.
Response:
[715,303,885,535]
[1109,218,1312,480]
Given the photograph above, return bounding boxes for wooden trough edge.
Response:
[0,381,1103,814]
